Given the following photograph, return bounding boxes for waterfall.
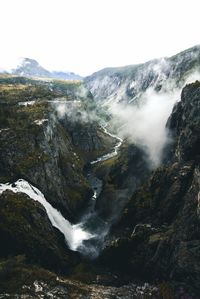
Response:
[0,129,123,255]
[0,179,92,251]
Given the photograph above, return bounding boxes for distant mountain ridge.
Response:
[85,45,200,105]
[6,58,82,81]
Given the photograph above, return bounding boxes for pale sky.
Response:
[0,0,200,76]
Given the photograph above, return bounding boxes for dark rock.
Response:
[167,81,200,162]
[98,82,200,292]
[95,143,151,222]
[0,78,116,221]
[0,116,91,221]
[0,190,80,273]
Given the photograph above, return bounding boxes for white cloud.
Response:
[110,88,180,167]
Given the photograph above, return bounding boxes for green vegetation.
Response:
[0,191,79,273]
[0,75,110,219]
[0,255,56,294]
[0,74,84,105]
[94,156,117,180]
[188,80,200,89]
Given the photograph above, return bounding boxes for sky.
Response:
[0,0,200,76]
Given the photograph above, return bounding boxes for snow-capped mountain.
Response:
[9,58,82,80]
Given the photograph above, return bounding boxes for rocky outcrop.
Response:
[0,109,92,220]
[98,82,200,292]
[95,143,150,222]
[167,81,200,162]
[61,120,117,162]
[0,190,80,273]
[0,254,175,299]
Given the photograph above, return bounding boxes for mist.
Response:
[110,88,180,167]
[51,84,99,124]
[108,50,200,167]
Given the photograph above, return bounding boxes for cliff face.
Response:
[99,82,200,292]
[85,46,200,105]
[0,70,200,297]
[94,143,151,222]
[0,116,90,220]
[167,81,200,162]
[0,76,115,220]
[0,76,122,293]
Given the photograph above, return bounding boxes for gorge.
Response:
[0,45,200,298]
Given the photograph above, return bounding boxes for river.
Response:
[75,127,123,257]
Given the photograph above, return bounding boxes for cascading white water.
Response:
[0,179,92,251]
[0,128,123,255]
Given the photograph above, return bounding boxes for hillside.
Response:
[0,75,115,220]
[0,47,200,298]
[85,45,200,105]
[98,82,200,295]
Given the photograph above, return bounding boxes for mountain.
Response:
[12,58,82,80]
[51,70,82,80]
[13,58,51,78]
[85,45,200,105]
[98,81,200,293]
[1,76,199,297]
[85,45,200,170]
[0,68,7,74]
[0,46,200,298]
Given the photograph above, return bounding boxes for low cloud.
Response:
[110,88,180,167]
[50,83,101,125]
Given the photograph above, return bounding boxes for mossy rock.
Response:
[0,190,80,273]
[0,255,57,294]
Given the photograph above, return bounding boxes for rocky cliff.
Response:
[0,76,114,220]
[98,82,200,293]
[0,190,80,273]
[85,45,200,106]
[0,66,200,298]
[94,142,150,222]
